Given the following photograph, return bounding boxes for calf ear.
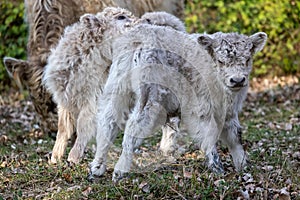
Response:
[3,57,29,89]
[79,13,106,39]
[80,13,104,29]
[197,34,214,56]
[250,32,267,53]
[80,14,96,25]
[197,34,214,49]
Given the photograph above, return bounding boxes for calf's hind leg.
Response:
[160,117,180,156]
[50,106,74,164]
[113,102,167,182]
[68,105,97,163]
[90,103,121,177]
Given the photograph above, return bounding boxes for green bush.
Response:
[0,0,27,86]
[185,0,300,77]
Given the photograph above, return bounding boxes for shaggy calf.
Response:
[3,0,184,136]
[43,7,140,164]
[89,24,267,181]
[43,8,186,164]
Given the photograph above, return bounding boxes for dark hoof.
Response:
[112,171,129,183]
[87,172,96,182]
[209,162,225,174]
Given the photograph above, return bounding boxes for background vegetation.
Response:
[0,0,299,86]
[0,0,27,86]
[185,0,300,76]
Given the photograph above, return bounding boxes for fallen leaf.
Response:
[82,186,92,197]
[262,165,273,171]
[214,179,225,187]
[0,135,8,144]
[67,185,81,191]
[0,161,7,168]
[279,187,290,200]
[183,169,193,179]
[139,181,150,193]
[63,173,73,183]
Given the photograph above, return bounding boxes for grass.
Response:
[0,83,300,199]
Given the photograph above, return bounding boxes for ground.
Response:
[0,76,299,199]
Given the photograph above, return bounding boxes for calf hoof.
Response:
[87,172,95,182]
[234,159,249,172]
[90,161,107,177]
[206,149,224,174]
[112,169,128,183]
[49,158,57,165]
[67,149,82,164]
[208,161,225,174]
[159,146,176,156]
[49,153,59,164]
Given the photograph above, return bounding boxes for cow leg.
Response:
[90,104,120,177]
[50,106,74,164]
[159,117,180,155]
[205,146,224,174]
[112,102,167,182]
[220,120,248,171]
[185,114,224,173]
[68,104,97,163]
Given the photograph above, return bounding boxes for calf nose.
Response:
[230,76,246,86]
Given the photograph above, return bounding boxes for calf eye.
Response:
[217,60,224,65]
[246,58,251,65]
[117,15,126,20]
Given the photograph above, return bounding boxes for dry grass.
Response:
[0,76,299,199]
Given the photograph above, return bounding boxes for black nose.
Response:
[230,77,246,86]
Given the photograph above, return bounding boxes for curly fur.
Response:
[42,7,139,163]
[43,8,186,164]
[89,24,267,180]
[3,0,184,135]
[114,0,184,19]
[141,11,185,32]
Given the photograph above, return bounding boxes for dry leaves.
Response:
[0,76,299,199]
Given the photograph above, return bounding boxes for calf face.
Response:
[198,32,267,92]
[198,32,267,172]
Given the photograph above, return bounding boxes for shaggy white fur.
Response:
[89,24,267,181]
[43,7,139,164]
[43,8,186,164]
[141,11,185,32]
[4,0,184,136]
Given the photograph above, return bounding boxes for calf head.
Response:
[3,57,58,134]
[198,32,267,92]
[94,7,139,38]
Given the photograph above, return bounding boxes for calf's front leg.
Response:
[220,119,248,171]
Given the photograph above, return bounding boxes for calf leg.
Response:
[159,117,180,155]
[50,106,74,164]
[113,102,167,182]
[90,105,120,176]
[68,105,97,163]
[185,115,224,173]
[205,146,224,174]
[220,120,248,171]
